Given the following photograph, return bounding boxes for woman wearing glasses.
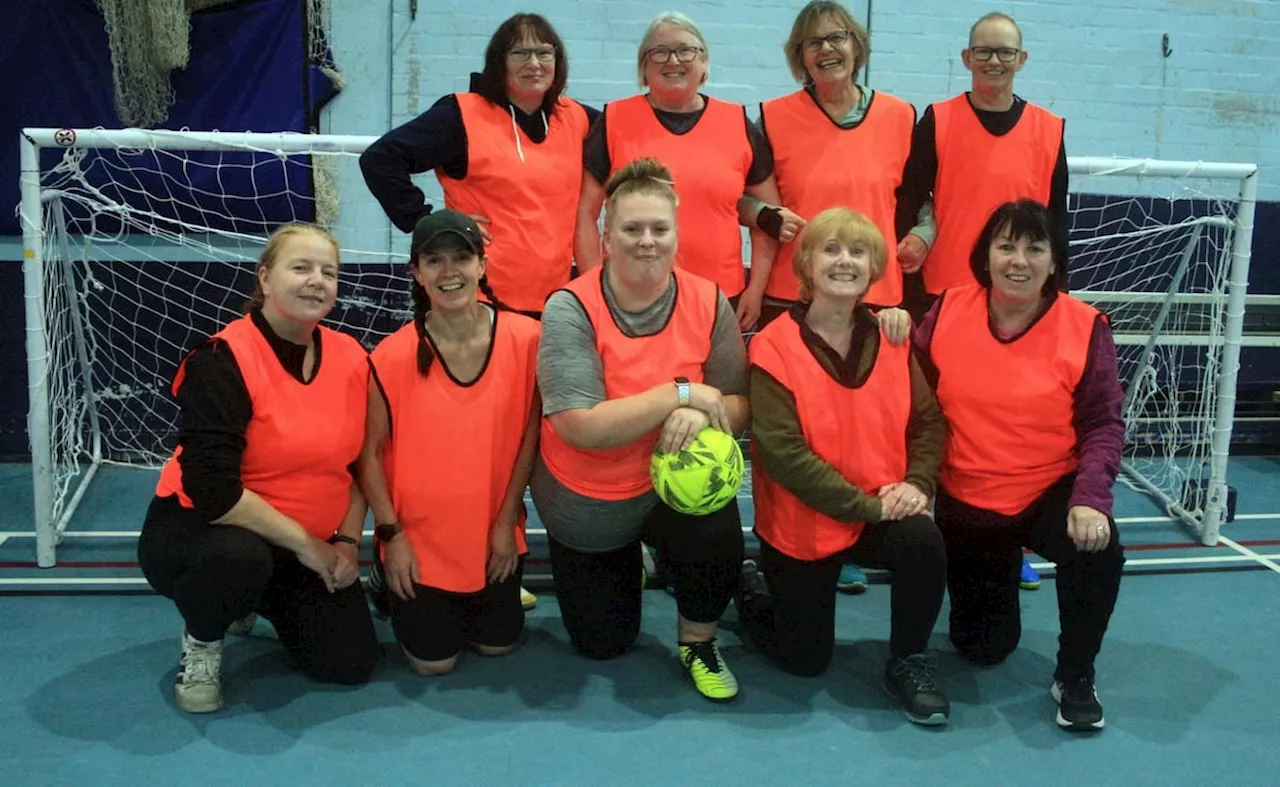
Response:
[362,13,597,610]
[361,13,598,319]
[896,11,1068,313]
[575,11,783,331]
[741,1,920,595]
[743,1,917,331]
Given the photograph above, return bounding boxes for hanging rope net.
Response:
[97,0,337,128]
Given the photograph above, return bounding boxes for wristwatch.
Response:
[329,534,359,547]
[675,376,691,407]
[374,522,402,543]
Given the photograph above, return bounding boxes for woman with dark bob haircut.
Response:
[361,13,600,611]
[916,198,1126,732]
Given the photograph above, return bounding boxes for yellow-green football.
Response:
[650,427,744,515]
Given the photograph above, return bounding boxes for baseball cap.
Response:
[411,209,483,256]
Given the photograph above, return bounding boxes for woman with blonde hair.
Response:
[537,157,750,702]
[138,223,378,714]
[742,207,950,726]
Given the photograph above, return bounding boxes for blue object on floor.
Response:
[1021,557,1042,590]
[837,563,868,594]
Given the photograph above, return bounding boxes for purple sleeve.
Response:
[1070,316,1125,515]
[911,297,941,381]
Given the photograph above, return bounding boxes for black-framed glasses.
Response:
[802,30,851,53]
[969,46,1020,63]
[646,45,704,64]
[508,47,556,63]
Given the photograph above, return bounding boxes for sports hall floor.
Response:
[1,458,1277,786]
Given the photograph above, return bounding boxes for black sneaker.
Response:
[884,653,950,726]
[1052,677,1105,730]
[734,559,771,622]
[366,552,390,619]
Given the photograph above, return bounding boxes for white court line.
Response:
[4,555,1280,587]
[1115,513,1280,524]
[1216,536,1280,576]
[0,577,151,586]
[1031,554,1280,570]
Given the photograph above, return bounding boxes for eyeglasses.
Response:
[508,47,556,63]
[646,45,704,64]
[969,46,1020,63]
[802,30,851,53]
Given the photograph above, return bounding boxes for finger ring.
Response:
[1094,524,1105,534]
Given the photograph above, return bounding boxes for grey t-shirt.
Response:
[532,272,748,552]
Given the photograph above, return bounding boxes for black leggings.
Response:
[745,514,947,677]
[935,475,1125,682]
[547,499,745,660]
[137,495,379,685]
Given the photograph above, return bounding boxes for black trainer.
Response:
[734,559,772,622]
[366,551,390,619]
[884,653,950,726]
[1052,676,1105,731]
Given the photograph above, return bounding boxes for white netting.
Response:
[1067,164,1246,533]
[21,133,1254,553]
[34,136,405,525]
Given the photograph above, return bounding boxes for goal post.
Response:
[1066,157,1259,546]
[17,128,1260,567]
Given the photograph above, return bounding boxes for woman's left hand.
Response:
[487,515,519,584]
[1067,505,1112,553]
[658,407,712,454]
[736,287,764,332]
[878,481,930,521]
[875,307,913,347]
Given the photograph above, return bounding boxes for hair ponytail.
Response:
[410,279,436,376]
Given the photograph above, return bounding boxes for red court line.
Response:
[5,540,1280,570]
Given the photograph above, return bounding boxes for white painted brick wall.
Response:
[325,0,1279,252]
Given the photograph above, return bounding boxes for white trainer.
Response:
[175,630,224,713]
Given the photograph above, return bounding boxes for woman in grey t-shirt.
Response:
[534,157,750,702]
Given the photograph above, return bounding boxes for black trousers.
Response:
[137,495,379,685]
[935,475,1125,681]
[547,499,745,660]
[745,514,947,677]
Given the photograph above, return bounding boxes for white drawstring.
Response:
[509,106,549,163]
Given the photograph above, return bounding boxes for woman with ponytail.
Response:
[358,210,542,676]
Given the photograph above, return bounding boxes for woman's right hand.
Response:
[776,207,806,244]
[295,536,339,593]
[383,535,418,602]
[659,407,712,454]
[687,383,731,434]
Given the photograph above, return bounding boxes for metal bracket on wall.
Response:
[1162,34,1172,58]
[410,0,417,21]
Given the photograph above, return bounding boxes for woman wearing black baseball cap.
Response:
[358,210,542,676]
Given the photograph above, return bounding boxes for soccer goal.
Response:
[17,129,1258,566]
[1067,157,1258,546]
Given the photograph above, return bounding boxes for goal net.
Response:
[18,130,1258,566]
[1067,158,1258,546]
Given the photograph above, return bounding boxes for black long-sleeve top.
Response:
[171,309,333,521]
[359,77,601,233]
[894,95,1069,257]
